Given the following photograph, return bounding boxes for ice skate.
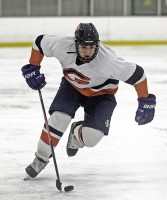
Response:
[66,121,84,157]
[24,156,49,179]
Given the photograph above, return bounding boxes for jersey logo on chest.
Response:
[63,68,90,85]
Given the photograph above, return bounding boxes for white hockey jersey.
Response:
[32,34,145,96]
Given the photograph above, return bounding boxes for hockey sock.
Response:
[36,111,71,161]
[73,124,84,146]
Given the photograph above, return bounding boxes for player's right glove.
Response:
[21,64,46,90]
[135,94,156,125]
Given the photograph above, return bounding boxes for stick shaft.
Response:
[38,90,61,185]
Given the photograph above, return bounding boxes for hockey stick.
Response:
[38,89,74,192]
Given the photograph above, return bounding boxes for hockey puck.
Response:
[64,185,74,192]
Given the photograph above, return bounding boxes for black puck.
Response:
[64,185,74,192]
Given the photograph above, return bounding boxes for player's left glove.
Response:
[135,94,156,125]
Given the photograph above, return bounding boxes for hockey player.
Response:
[21,23,156,178]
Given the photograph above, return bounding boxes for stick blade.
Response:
[56,180,62,191]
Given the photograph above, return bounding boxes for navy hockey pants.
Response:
[49,77,117,135]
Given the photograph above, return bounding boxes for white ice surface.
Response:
[0,46,167,200]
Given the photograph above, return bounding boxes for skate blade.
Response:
[23,173,32,180]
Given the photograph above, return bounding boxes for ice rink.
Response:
[0,45,167,200]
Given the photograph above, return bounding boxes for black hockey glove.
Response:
[135,94,156,125]
[21,64,46,90]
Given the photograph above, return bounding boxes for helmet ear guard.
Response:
[75,23,100,63]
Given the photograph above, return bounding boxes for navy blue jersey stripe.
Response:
[44,124,63,137]
[125,65,144,85]
[91,79,119,89]
[35,35,44,55]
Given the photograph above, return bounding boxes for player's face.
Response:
[78,44,96,60]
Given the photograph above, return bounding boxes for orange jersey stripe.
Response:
[134,78,149,98]
[40,130,59,147]
[29,48,44,66]
[71,83,118,96]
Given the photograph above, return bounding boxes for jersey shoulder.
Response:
[42,34,75,50]
[99,43,116,57]
[41,35,76,60]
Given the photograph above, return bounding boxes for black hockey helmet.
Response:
[75,23,100,63]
